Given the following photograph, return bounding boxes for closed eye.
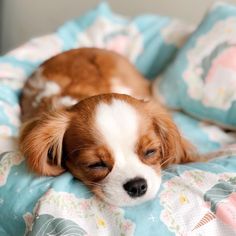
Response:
[144,149,157,158]
[87,161,107,170]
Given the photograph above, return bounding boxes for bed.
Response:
[1,2,236,236]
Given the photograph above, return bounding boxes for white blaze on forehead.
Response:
[95,99,139,156]
[95,99,161,206]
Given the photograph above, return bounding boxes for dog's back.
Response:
[21,48,150,121]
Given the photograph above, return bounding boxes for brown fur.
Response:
[21,48,150,121]
[19,94,197,185]
[144,101,198,166]
[19,48,198,202]
[19,110,71,176]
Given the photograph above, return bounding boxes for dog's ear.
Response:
[19,110,71,176]
[145,101,198,167]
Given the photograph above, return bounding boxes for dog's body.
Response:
[19,48,197,206]
[21,48,150,121]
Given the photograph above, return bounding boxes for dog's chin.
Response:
[91,182,161,207]
[103,192,159,207]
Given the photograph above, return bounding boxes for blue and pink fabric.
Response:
[1,2,236,236]
[154,2,236,128]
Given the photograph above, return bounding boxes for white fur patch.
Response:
[24,69,45,96]
[95,99,160,206]
[57,96,78,107]
[111,78,133,95]
[27,69,77,108]
[25,68,61,108]
[28,68,45,89]
[35,81,61,103]
[96,99,139,151]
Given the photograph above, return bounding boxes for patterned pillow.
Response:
[0,3,192,140]
[153,2,236,129]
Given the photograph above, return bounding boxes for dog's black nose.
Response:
[123,178,147,198]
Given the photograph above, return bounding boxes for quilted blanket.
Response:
[0,3,236,236]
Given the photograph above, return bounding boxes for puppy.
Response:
[19,48,197,206]
[20,48,150,121]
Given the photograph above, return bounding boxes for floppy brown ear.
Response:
[145,101,199,167]
[19,110,71,176]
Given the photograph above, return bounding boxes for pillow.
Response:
[0,2,192,139]
[153,2,236,129]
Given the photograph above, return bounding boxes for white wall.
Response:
[1,0,236,53]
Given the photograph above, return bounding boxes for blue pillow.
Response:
[154,2,236,129]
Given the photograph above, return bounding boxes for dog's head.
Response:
[19,94,196,206]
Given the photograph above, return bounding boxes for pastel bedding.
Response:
[154,1,236,129]
[1,2,236,236]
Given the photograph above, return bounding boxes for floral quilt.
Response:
[0,2,236,236]
[1,112,236,236]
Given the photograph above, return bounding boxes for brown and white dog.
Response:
[19,48,197,206]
